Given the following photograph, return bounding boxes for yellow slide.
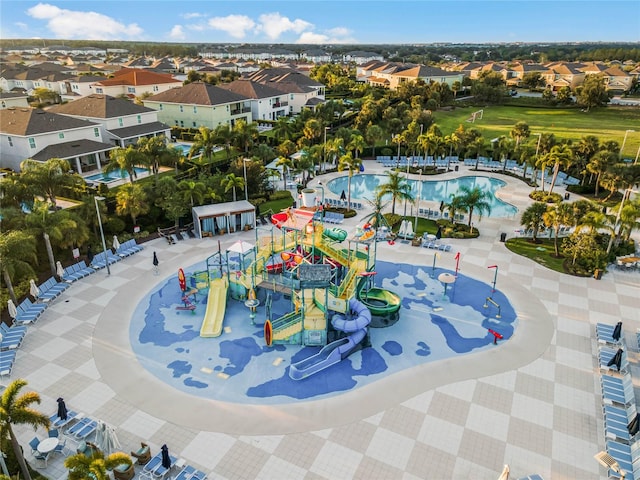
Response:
[200,278,228,337]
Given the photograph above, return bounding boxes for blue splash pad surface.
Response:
[130,260,517,405]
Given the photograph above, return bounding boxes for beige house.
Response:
[90,68,182,99]
[389,65,464,89]
[542,63,586,91]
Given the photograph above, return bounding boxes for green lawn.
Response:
[504,237,568,273]
[433,105,640,158]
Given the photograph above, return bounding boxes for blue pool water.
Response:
[327,175,518,218]
[85,167,148,183]
[130,259,517,405]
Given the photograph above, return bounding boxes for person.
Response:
[87,245,94,264]
[153,252,159,275]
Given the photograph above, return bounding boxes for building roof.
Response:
[217,79,285,99]
[0,92,29,99]
[392,65,459,79]
[49,94,155,118]
[0,107,97,136]
[93,68,180,86]
[144,82,249,106]
[31,138,115,162]
[192,200,255,219]
[107,121,171,139]
[245,68,323,88]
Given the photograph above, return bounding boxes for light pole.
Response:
[316,183,325,220]
[533,133,542,187]
[323,126,330,174]
[414,168,422,233]
[620,129,635,157]
[242,158,251,201]
[635,144,640,165]
[94,196,110,275]
[488,265,498,294]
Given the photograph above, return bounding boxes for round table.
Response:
[37,437,58,454]
[426,234,436,242]
[244,299,260,325]
[438,273,456,299]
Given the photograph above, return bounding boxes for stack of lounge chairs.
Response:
[36,277,70,302]
[61,261,95,283]
[115,239,144,257]
[90,249,122,270]
[324,212,344,224]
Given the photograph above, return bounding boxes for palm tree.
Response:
[325,137,345,168]
[337,152,363,210]
[458,185,492,227]
[213,124,234,160]
[178,180,207,206]
[510,121,531,147]
[348,134,366,160]
[587,150,617,197]
[19,158,84,208]
[272,116,296,142]
[190,126,217,160]
[545,144,574,195]
[362,195,391,230]
[254,144,275,163]
[0,231,38,305]
[376,170,412,215]
[104,146,145,184]
[577,210,611,235]
[425,133,447,163]
[137,135,181,178]
[115,183,149,226]
[0,379,50,480]
[275,156,294,189]
[302,118,322,145]
[520,202,548,242]
[220,174,244,202]
[467,137,489,170]
[232,119,258,153]
[365,124,384,160]
[444,194,467,222]
[65,449,133,480]
[542,202,575,256]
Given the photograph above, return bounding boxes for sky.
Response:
[1,1,639,45]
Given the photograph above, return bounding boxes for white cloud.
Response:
[181,12,204,19]
[208,15,255,39]
[327,27,351,37]
[296,30,357,45]
[26,3,143,40]
[296,32,329,44]
[169,25,186,41]
[15,22,28,30]
[258,13,312,40]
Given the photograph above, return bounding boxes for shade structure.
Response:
[160,444,171,469]
[7,300,17,320]
[56,261,65,279]
[607,348,624,371]
[95,420,121,455]
[29,279,40,299]
[112,235,121,252]
[628,413,640,436]
[57,398,68,421]
[612,321,623,341]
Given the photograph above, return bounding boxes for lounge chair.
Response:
[0,323,27,342]
[113,461,135,480]
[29,437,50,468]
[604,440,640,479]
[140,451,163,477]
[597,322,624,345]
[602,374,635,407]
[0,334,23,350]
[66,416,95,438]
[0,351,17,377]
[131,442,151,465]
[49,410,79,430]
[174,465,207,480]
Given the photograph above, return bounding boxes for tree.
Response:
[365,124,385,159]
[0,231,38,305]
[458,185,492,227]
[220,174,244,202]
[178,180,207,206]
[520,202,548,242]
[232,119,258,153]
[521,72,543,91]
[466,137,489,170]
[545,144,574,195]
[190,126,218,160]
[20,158,84,208]
[302,118,322,145]
[337,152,363,210]
[542,202,575,256]
[272,116,296,143]
[275,156,294,189]
[137,135,181,178]
[347,134,366,160]
[510,121,530,147]
[115,183,149,226]
[444,194,467,222]
[325,137,345,168]
[556,86,573,104]
[586,150,617,197]
[362,195,392,230]
[104,146,145,184]
[576,74,610,111]
[213,124,234,159]
[0,379,50,480]
[277,139,297,160]
[65,449,133,480]
[376,170,412,215]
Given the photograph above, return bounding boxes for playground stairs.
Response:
[271,311,303,342]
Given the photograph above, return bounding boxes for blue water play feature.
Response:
[129,259,517,405]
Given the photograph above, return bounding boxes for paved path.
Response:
[11,162,640,479]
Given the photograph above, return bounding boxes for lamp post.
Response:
[242,158,251,201]
[635,144,640,165]
[431,252,439,278]
[533,133,542,185]
[414,168,422,233]
[316,183,325,220]
[620,129,635,157]
[488,265,498,294]
[94,196,110,275]
[323,126,330,174]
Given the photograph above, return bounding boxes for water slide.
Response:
[199,278,228,338]
[289,298,371,380]
[358,287,401,318]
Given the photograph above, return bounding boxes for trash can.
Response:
[454,165,459,172]
[500,232,507,242]
[564,192,570,200]
[594,269,602,280]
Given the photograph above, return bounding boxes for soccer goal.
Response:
[466,109,484,123]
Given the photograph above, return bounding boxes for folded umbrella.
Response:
[57,397,68,420]
[112,235,121,252]
[612,321,623,341]
[161,444,171,469]
[607,348,624,371]
[29,279,40,299]
[7,300,18,320]
[628,413,640,436]
[56,261,65,279]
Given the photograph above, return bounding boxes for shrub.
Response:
[530,190,562,203]
[384,213,402,228]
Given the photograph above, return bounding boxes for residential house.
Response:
[61,75,110,101]
[508,63,547,86]
[581,64,633,91]
[218,79,290,121]
[142,81,252,130]
[301,49,332,64]
[0,63,72,95]
[541,62,586,91]
[342,51,385,65]
[49,94,171,147]
[244,68,325,113]
[357,61,413,88]
[0,107,115,173]
[89,68,182,99]
[389,65,464,89]
[0,92,29,109]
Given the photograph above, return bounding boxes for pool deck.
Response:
[10,160,640,479]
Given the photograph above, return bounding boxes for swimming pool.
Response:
[327,174,518,218]
[84,167,148,183]
[173,143,223,157]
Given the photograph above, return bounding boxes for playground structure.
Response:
[174,199,402,379]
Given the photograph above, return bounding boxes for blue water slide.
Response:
[289,298,371,380]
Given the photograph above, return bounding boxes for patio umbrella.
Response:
[607,348,624,371]
[161,444,171,469]
[112,235,121,252]
[497,464,510,480]
[56,261,65,280]
[7,300,17,320]
[56,398,68,421]
[628,413,640,436]
[612,321,623,341]
[405,220,414,238]
[29,279,40,299]
[435,226,442,240]
[340,190,346,201]
[95,421,121,455]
